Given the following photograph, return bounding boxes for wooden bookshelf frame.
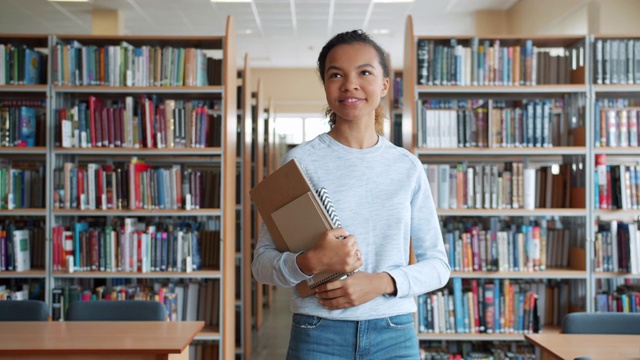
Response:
[0,17,239,360]
[403,15,595,343]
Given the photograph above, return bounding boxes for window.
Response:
[275,115,330,145]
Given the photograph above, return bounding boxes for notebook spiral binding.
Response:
[307,187,354,288]
[316,187,341,228]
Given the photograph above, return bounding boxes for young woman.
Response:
[252,29,450,359]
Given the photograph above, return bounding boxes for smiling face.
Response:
[323,42,389,126]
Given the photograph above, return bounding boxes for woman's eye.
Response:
[328,73,342,78]
[361,70,372,76]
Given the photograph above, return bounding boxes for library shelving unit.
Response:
[402,15,591,353]
[239,53,252,360]
[250,78,266,331]
[590,35,640,313]
[0,34,50,302]
[46,16,237,360]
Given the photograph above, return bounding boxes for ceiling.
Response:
[0,0,518,69]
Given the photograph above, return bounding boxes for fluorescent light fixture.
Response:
[48,0,90,2]
[210,0,252,2]
[372,0,414,2]
[371,29,390,34]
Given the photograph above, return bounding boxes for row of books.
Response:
[51,279,220,326]
[0,163,45,210]
[595,106,640,148]
[417,279,554,335]
[594,282,640,313]
[442,218,574,273]
[54,161,221,211]
[0,285,30,300]
[55,96,222,149]
[593,39,640,85]
[420,342,535,360]
[594,98,640,147]
[594,155,640,210]
[52,41,223,87]
[0,44,47,85]
[594,220,640,274]
[0,221,46,272]
[418,99,565,149]
[424,162,578,210]
[1,104,44,147]
[51,218,220,273]
[416,38,577,87]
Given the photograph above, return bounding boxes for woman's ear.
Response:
[381,77,390,98]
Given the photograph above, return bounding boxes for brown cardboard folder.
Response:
[249,158,343,297]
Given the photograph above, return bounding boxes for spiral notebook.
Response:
[249,158,346,297]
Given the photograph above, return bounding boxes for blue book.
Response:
[18,106,36,147]
[518,292,525,333]
[74,222,89,271]
[462,288,470,333]
[157,169,165,209]
[452,277,465,333]
[493,279,501,333]
[417,294,426,332]
[23,48,43,85]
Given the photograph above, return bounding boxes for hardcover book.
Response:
[250,158,345,297]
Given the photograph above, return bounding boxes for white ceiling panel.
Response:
[0,0,518,68]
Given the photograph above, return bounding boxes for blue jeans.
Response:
[287,313,420,360]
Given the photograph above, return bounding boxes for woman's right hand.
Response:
[296,228,362,275]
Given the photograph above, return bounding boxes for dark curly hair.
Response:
[317,29,390,134]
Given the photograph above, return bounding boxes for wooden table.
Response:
[0,321,204,360]
[525,333,640,360]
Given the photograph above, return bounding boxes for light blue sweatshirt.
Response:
[252,133,450,320]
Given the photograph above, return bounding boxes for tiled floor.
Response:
[250,286,292,360]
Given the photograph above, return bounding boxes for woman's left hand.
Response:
[314,271,395,310]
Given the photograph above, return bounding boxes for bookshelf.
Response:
[0,17,238,360]
[250,79,266,331]
[590,35,640,313]
[0,34,49,302]
[239,53,252,360]
[402,15,591,352]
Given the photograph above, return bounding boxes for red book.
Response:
[144,97,155,148]
[107,107,115,147]
[471,279,480,333]
[155,103,164,149]
[101,106,109,147]
[77,168,85,210]
[596,154,608,209]
[88,96,98,148]
[89,229,99,271]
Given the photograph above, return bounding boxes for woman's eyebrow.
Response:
[326,63,374,72]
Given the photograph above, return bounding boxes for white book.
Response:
[424,164,438,208]
[12,229,31,272]
[61,119,73,148]
[437,164,450,210]
[523,168,536,210]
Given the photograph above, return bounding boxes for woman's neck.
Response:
[327,126,378,149]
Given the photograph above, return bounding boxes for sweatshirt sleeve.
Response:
[251,222,313,287]
[386,161,451,298]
